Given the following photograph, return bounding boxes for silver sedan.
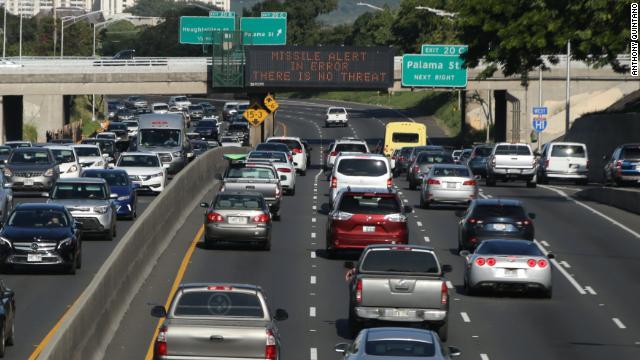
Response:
[461,239,553,297]
[419,164,478,208]
[335,327,461,359]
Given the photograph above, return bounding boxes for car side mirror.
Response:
[107,157,114,163]
[108,163,115,169]
[216,173,224,180]
[547,253,555,259]
[454,210,465,218]
[200,202,209,208]
[273,308,288,321]
[441,264,453,273]
[533,151,541,157]
[528,212,536,219]
[334,343,349,353]
[150,305,167,318]
[404,205,413,213]
[102,153,109,159]
[344,261,355,270]
[293,162,298,166]
[110,193,118,199]
[449,346,462,357]
[459,250,471,257]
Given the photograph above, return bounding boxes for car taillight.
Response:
[544,159,549,168]
[330,151,337,157]
[586,160,590,169]
[288,155,293,162]
[486,258,496,266]
[207,212,224,223]
[399,156,405,161]
[475,257,485,266]
[441,282,448,304]
[253,214,270,223]
[331,176,337,188]
[265,329,277,360]
[356,279,363,303]
[292,148,302,154]
[155,325,168,357]
[463,180,476,186]
[527,259,537,267]
[277,167,292,173]
[537,259,548,268]
[384,213,407,222]
[615,160,623,168]
[387,178,393,187]
[331,211,353,221]
[468,218,482,224]
[412,165,420,173]
[428,179,441,185]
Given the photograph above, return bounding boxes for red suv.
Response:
[325,188,410,257]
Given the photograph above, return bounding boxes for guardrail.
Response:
[38,146,249,360]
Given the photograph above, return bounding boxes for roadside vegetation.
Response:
[69,96,103,137]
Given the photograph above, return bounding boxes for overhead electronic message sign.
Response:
[244,46,394,90]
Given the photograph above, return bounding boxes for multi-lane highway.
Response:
[82,99,640,360]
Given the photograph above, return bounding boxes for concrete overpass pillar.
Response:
[0,96,4,144]
[22,95,64,142]
[494,90,507,143]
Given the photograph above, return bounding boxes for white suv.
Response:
[266,137,309,175]
[329,153,392,205]
[537,142,589,185]
[168,96,191,110]
[486,143,537,188]
[325,107,349,127]
[325,138,369,171]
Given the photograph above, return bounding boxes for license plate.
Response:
[447,182,457,189]
[363,226,376,232]
[504,269,518,277]
[23,178,34,186]
[228,217,247,225]
[27,253,42,262]
[492,223,507,231]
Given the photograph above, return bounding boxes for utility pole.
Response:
[537,67,543,152]
[53,1,57,57]
[564,41,571,140]
[19,11,22,59]
[2,5,7,58]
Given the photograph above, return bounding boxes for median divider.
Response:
[574,187,640,215]
[38,146,250,360]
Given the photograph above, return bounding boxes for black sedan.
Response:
[0,281,15,357]
[0,203,81,274]
[194,120,219,140]
[456,198,535,251]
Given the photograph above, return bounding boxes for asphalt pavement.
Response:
[102,99,640,360]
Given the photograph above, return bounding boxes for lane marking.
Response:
[559,260,571,269]
[310,347,318,360]
[424,236,430,242]
[403,199,409,203]
[310,251,316,259]
[309,307,316,317]
[540,240,550,247]
[416,221,423,227]
[486,195,493,198]
[461,312,471,323]
[612,318,626,329]
[480,354,490,360]
[584,286,597,295]
[312,205,317,210]
[311,232,316,239]
[310,276,317,285]
[144,225,205,360]
[534,239,586,295]
[312,217,316,223]
[446,281,454,289]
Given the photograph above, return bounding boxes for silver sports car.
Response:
[462,239,553,297]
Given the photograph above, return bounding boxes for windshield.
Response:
[329,108,346,114]
[108,123,128,131]
[248,152,287,162]
[226,167,275,179]
[550,145,586,158]
[365,340,435,357]
[495,145,531,156]
[221,137,236,142]
[9,151,51,164]
[83,140,114,153]
[174,291,264,317]
[256,143,288,152]
[335,143,367,153]
[117,109,132,115]
[51,149,76,163]
[0,147,11,155]
[621,147,640,160]
[214,194,265,210]
[476,241,543,256]
[362,250,439,273]
[338,194,400,215]
[84,172,129,187]
[52,183,108,200]
[197,121,216,129]
[97,133,115,139]
[118,155,159,167]
[189,105,203,111]
[337,159,388,176]
[74,147,100,157]
[123,121,138,127]
[8,209,69,228]
[228,125,247,132]
[174,97,188,102]
[432,167,471,177]
[392,133,420,143]
[153,105,169,111]
[139,129,181,147]
[472,204,526,219]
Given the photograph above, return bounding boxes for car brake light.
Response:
[475,257,485,266]
[288,155,293,162]
[330,151,337,157]
[207,212,224,223]
[441,282,448,304]
[387,178,393,187]
[470,237,478,244]
[253,214,270,223]
[331,211,353,221]
[486,258,496,266]
[292,148,302,154]
[384,213,407,222]
[412,165,420,173]
[544,159,549,168]
[399,156,405,161]
[331,176,337,188]
[155,325,168,357]
[428,179,441,185]
[586,160,590,169]
[208,286,233,290]
[356,279,363,303]
[615,160,623,168]
[277,167,292,173]
[490,156,496,167]
[265,329,277,360]
[527,259,537,267]
[468,218,482,224]
[463,180,476,186]
[537,259,548,268]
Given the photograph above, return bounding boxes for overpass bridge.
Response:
[0,55,636,142]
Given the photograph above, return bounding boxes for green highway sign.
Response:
[180,16,235,45]
[209,11,235,18]
[402,54,468,88]
[421,44,468,56]
[240,17,287,45]
[261,12,287,18]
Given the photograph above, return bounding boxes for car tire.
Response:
[433,321,448,342]
[67,258,77,275]
[575,179,588,186]
[76,250,82,269]
[6,322,14,347]
[614,178,624,187]
[538,173,548,185]
[542,287,553,299]
[262,239,271,251]
[464,280,476,296]
[0,323,5,357]
[300,169,306,176]
[486,176,496,187]
[272,210,281,221]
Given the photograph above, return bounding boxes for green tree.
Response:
[128,0,219,17]
[349,6,395,46]
[391,0,458,53]
[99,20,141,56]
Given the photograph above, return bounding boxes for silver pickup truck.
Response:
[151,283,288,360]
[221,163,282,220]
[346,245,450,340]
[486,142,538,188]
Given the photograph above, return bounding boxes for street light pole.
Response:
[564,41,571,140]
[92,23,96,57]
[19,12,22,59]
[2,5,6,58]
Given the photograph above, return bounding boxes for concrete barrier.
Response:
[575,187,640,215]
[38,146,250,360]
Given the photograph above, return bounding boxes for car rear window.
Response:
[335,143,367,153]
[256,143,289,152]
[361,250,440,274]
[432,167,470,177]
[74,147,100,157]
[400,148,414,157]
[337,159,388,176]
[621,147,640,160]
[329,108,346,114]
[472,204,526,219]
[174,291,264,318]
[268,139,302,151]
[365,340,435,357]
[226,167,276,179]
[473,147,493,157]
[416,153,452,164]
[249,151,287,162]
[550,145,586,158]
[476,241,542,256]
[339,194,400,215]
[392,133,420,143]
[215,195,264,210]
[494,145,531,156]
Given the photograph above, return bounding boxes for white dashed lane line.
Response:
[416,221,423,227]
[424,236,430,242]
[559,260,571,268]
[480,354,490,360]
[584,286,597,295]
[460,312,471,323]
[311,232,316,238]
[310,347,318,360]
[309,307,316,317]
[446,281,454,289]
[312,217,316,223]
[540,240,550,247]
[310,251,316,259]
[612,318,627,329]
[310,276,317,285]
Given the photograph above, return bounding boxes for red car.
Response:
[325,188,410,257]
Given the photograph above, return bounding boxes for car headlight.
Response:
[57,237,73,249]
[117,195,130,201]
[172,151,181,157]
[67,165,78,173]
[44,168,55,177]
[150,172,163,178]
[3,168,11,177]
[0,237,12,248]
[94,205,109,214]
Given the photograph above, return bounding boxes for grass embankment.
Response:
[285,90,461,136]
[70,95,103,138]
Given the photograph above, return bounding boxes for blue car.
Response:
[82,169,139,219]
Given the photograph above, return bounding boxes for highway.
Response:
[92,99,640,360]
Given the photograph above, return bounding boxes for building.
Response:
[97,0,135,17]
[5,0,92,16]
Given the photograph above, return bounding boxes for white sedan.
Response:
[44,145,81,178]
[115,152,167,193]
[71,144,108,170]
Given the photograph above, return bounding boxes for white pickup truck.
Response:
[325,107,349,127]
[486,143,538,187]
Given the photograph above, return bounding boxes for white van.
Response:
[537,142,589,185]
[329,153,392,204]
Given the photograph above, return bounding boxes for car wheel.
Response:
[272,210,281,221]
[262,239,271,251]
[575,179,588,186]
[76,250,82,269]
[67,258,77,275]
[434,321,448,342]
[464,280,476,296]
[6,322,14,347]
[300,170,306,176]
[0,323,5,357]
[614,178,623,187]
[112,223,117,237]
[289,187,296,196]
